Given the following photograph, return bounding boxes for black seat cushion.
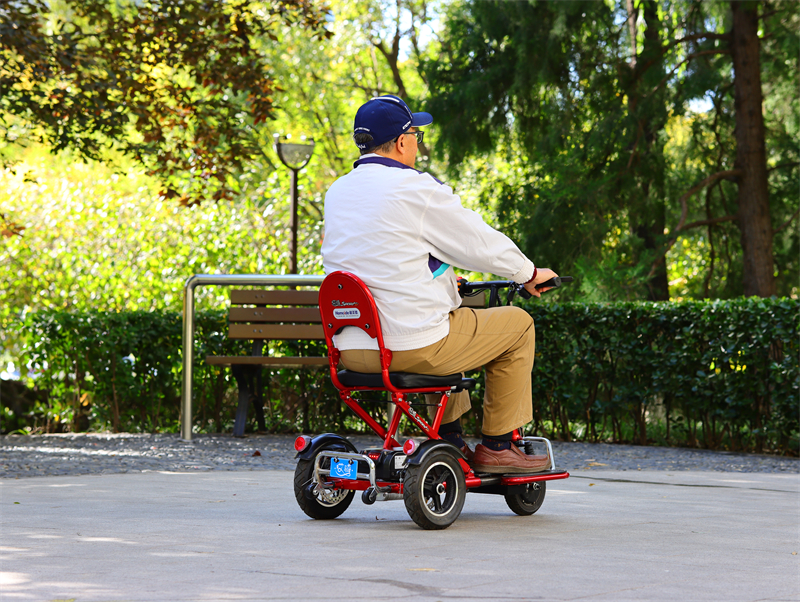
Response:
[337,370,476,392]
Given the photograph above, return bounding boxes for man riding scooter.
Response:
[321,95,558,474]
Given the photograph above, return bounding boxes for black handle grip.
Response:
[535,275,573,291]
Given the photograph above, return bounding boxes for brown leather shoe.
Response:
[460,444,474,463]
[472,444,550,474]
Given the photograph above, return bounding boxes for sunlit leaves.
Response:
[0,0,332,204]
[0,146,324,319]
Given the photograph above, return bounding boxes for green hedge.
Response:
[3,309,347,435]
[10,310,185,433]
[3,298,798,454]
[526,298,799,454]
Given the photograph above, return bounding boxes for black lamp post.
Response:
[273,134,315,273]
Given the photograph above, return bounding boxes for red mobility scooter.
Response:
[293,271,571,529]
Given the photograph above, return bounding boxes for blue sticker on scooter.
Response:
[331,458,357,480]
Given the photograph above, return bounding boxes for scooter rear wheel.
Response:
[403,450,466,530]
[294,453,355,520]
[505,481,546,516]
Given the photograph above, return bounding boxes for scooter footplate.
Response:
[469,469,569,482]
[467,470,569,495]
[499,470,570,485]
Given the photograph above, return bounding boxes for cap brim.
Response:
[411,112,433,127]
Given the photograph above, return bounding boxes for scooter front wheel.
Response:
[403,450,466,530]
[505,481,546,516]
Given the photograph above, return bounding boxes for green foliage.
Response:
[1,0,331,203]
[0,0,484,376]
[2,0,797,452]
[18,310,184,432]
[6,299,797,456]
[662,3,800,299]
[426,0,799,300]
[0,146,325,379]
[426,0,667,298]
[257,0,441,182]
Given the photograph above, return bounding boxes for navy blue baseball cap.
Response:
[353,95,433,150]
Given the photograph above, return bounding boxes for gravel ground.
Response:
[1,433,797,479]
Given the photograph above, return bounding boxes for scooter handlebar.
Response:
[457,276,572,306]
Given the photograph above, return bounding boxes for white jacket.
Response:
[321,154,535,351]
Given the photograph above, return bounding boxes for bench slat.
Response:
[206,356,328,367]
[230,289,319,306]
[228,323,325,340]
[228,307,321,323]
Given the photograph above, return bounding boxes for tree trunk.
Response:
[635,207,670,300]
[629,1,670,301]
[731,2,775,297]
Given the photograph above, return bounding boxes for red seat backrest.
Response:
[318,271,393,386]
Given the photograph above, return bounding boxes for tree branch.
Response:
[345,77,386,98]
[767,160,799,173]
[759,9,781,21]
[681,214,738,230]
[646,49,730,98]
[702,185,716,298]
[371,36,408,99]
[634,32,730,82]
[668,32,730,49]
[369,0,409,100]
[647,169,742,277]
[773,208,800,235]
[675,169,741,232]
[626,0,638,68]
[626,126,642,169]
[406,0,429,64]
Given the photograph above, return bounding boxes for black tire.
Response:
[294,453,355,520]
[403,450,466,530]
[505,481,546,516]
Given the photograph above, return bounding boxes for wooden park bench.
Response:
[205,288,327,437]
[205,285,487,437]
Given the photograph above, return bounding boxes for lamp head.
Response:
[273,134,315,170]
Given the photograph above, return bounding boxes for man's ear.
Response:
[397,133,413,156]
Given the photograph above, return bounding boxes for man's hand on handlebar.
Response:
[524,268,558,298]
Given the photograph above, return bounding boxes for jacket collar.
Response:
[353,154,443,185]
[353,154,414,171]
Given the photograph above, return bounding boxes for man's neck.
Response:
[374,150,415,168]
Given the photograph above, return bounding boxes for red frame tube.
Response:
[329,478,403,494]
[328,472,570,494]
[319,271,571,493]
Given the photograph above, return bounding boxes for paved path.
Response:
[2,469,798,601]
[1,434,799,601]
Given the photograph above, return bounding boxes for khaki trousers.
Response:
[340,306,535,436]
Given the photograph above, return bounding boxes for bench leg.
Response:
[231,365,251,437]
[231,365,267,437]
[253,367,267,431]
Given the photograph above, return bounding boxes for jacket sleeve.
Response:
[415,177,535,283]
